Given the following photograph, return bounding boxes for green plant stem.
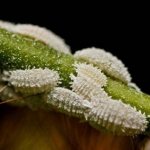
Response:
[0,28,150,117]
[0,28,75,87]
[105,78,150,115]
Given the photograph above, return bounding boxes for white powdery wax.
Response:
[74,47,131,83]
[47,87,92,117]
[71,63,108,100]
[14,24,71,54]
[0,20,15,32]
[6,68,60,95]
[88,96,147,135]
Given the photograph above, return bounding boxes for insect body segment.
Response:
[3,68,60,95]
[71,63,108,100]
[74,47,131,83]
[47,87,92,118]
[14,24,71,54]
[88,97,148,135]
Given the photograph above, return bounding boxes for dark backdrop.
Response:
[0,4,149,93]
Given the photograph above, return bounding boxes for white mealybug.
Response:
[71,63,108,100]
[74,63,107,87]
[47,87,92,118]
[74,47,131,83]
[5,68,60,95]
[88,97,148,135]
[14,24,71,54]
[0,20,15,32]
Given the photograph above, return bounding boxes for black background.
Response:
[0,3,149,94]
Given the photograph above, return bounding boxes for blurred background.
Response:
[0,3,149,93]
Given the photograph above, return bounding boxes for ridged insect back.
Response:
[47,87,92,117]
[74,47,131,83]
[71,63,108,100]
[88,97,147,135]
[5,68,60,95]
